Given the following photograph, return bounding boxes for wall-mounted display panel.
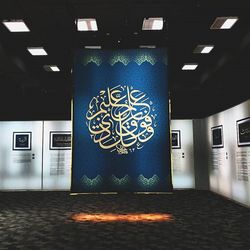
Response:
[236,117,250,147]
[13,132,32,150]
[211,125,224,148]
[171,120,195,189]
[50,131,71,150]
[0,121,43,190]
[43,121,72,190]
[171,130,181,149]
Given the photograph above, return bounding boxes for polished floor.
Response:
[0,190,249,249]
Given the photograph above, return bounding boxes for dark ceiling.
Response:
[0,0,250,120]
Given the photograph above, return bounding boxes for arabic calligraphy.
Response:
[54,136,71,142]
[86,85,157,154]
[240,128,250,135]
[18,137,27,143]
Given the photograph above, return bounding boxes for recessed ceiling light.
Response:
[84,46,101,49]
[194,45,214,54]
[27,47,47,56]
[50,66,60,72]
[44,65,60,72]
[182,64,198,70]
[2,20,30,32]
[201,46,214,54]
[139,45,156,49]
[76,18,98,31]
[221,18,238,29]
[142,17,163,30]
[210,17,238,30]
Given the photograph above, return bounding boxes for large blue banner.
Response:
[72,49,172,192]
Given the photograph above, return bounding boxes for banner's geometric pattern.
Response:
[111,175,131,186]
[80,175,103,189]
[82,50,168,66]
[138,174,160,187]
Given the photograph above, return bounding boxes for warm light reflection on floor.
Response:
[71,213,174,223]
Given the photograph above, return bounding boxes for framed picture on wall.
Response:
[171,130,181,149]
[13,132,32,150]
[50,131,71,150]
[211,125,224,148]
[236,117,250,147]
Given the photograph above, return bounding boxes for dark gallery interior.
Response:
[0,0,250,249]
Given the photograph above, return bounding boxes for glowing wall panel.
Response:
[72,49,172,192]
[207,100,250,207]
[171,120,195,189]
[0,121,43,190]
[42,121,72,190]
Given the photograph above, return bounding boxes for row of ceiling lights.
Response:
[182,16,238,71]
[2,17,164,72]
[2,16,238,72]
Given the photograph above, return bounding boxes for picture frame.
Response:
[211,125,224,148]
[171,130,181,149]
[236,117,250,147]
[13,132,32,151]
[50,131,71,150]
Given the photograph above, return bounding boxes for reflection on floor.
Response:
[0,190,249,249]
[71,213,174,223]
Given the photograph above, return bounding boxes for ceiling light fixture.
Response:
[139,45,156,49]
[27,47,47,56]
[210,17,238,30]
[44,65,60,72]
[76,18,98,31]
[182,64,198,70]
[201,46,214,54]
[142,17,163,30]
[2,20,30,32]
[84,46,101,49]
[193,45,214,54]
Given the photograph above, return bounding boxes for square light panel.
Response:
[77,18,98,31]
[44,65,60,72]
[142,17,163,30]
[182,64,198,70]
[139,45,156,49]
[27,47,47,56]
[210,17,238,29]
[84,46,101,49]
[2,20,30,32]
[194,45,214,54]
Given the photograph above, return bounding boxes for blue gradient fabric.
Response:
[72,49,172,192]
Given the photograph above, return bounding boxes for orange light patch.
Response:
[71,213,174,223]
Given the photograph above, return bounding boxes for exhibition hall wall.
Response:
[0,120,195,191]
[0,99,249,204]
[205,100,250,207]
[0,121,71,190]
